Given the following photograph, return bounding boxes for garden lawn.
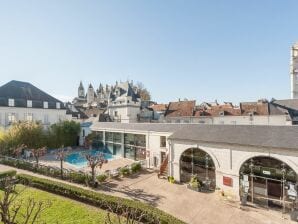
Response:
[0,185,117,224]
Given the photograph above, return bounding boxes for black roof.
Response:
[0,80,65,109]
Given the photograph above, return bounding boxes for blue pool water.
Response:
[65,149,114,168]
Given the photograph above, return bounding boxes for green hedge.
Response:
[0,158,91,185]
[0,170,17,179]
[17,174,185,224]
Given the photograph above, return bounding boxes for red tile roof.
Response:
[150,104,168,112]
[165,100,196,117]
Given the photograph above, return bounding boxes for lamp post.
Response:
[281,163,286,215]
[205,154,209,181]
[249,159,254,204]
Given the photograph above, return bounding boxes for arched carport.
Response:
[239,156,297,212]
[180,147,216,191]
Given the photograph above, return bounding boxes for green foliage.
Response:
[130,163,142,173]
[17,174,185,224]
[0,185,117,224]
[96,174,108,183]
[168,176,175,183]
[120,167,130,176]
[0,170,16,179]
[0,122,46,156]
[48,120,81,148]
[0,121,80,156]
[189,176,200,189]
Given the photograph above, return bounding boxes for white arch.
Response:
[235,152,298,175]
[178,146,220,170]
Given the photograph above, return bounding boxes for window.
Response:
[44,114,49,124]
[8,113,16,124]
[56,102,60,109]
[160,136,166,148]
[114,111,118,117]
[8,99,14,107]
[27,100,32,108]
[43,101,48,109]
[26,113,33,121]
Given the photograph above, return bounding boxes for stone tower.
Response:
[87,84,95,104]
[291,42,298,99]
[78,81,85,98]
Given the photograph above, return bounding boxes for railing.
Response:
[0,155,146,183]
[158,155,168,177]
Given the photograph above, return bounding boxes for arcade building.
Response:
[91,122,298,213]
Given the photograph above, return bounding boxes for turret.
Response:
[87,84,95,104]
[78,81,85,98]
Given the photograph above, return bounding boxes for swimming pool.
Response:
[65,149,114,168]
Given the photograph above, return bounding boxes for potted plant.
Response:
[188,176,201,191]
[167,176,175,184]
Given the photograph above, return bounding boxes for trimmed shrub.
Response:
[17,174,185,224]
[0,170,17,179]
[120,167,130,176]
[0,158,91,185]
[96,174,107,183]
[130,163,142,173]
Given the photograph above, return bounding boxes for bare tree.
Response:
[56,145,70,179]
[136,82,151,101]
[85,153,107,186]
[31,147,47,167]
[104,201,153,224]
[13,144,26,159]
[0,176,51,224]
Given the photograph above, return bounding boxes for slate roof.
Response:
[91,122,298,150]
[169,124,298,150]
[109,82,140,103]
[0,80,65,109]
[91,122,187,133]
[273,99,298,111]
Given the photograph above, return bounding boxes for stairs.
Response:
[158,155,168,178]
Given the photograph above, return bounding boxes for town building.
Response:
[162,99,298,125]
[107,81,141,123]
[72,81,142,123]
[0,80,71,128]
[291,42,298,99]
[91,122,298,213]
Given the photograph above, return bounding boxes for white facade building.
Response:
[0,80,70,128]
[91,122,298,213]
[107,81,141,123]
[291,42,298,99]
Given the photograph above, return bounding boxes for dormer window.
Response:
[27,100,32,108]
[56,102,60,109]
[8,98,14,107]
[43,101,48,109]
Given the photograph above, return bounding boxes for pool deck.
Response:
[37,149,135,174]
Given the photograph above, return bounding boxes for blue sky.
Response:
[0,0,298,104]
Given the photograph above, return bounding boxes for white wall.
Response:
[164,115,292,126]
[170,140,298,199]
[0,106,71,128]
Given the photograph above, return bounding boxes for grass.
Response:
[0,185,117,224]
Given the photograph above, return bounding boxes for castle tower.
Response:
[291,42,298,99]
[78,81,85,98]
[87,84,95,104]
